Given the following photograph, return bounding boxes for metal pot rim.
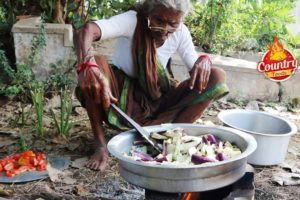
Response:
[108,123,257,169]
[218,109,298,137]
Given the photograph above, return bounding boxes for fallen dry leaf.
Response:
[47,164,63,182]
[0,138,17,148]
[71,157,88,169]
[0,186,14,196]
[273,172,300,186]
[75,183,90,196]
[66,143,80,151]
[44,95,61,111]
[279,161,300,174]
[47,165,77,185]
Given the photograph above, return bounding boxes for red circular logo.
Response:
[257,37,298,81]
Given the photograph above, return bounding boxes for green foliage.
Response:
[50,89,75,136]
[31,83,45,137]
[40,0,136,29]
[29,13,47,65]
[10,104,32,128]
[45,61,77,93]
[0,55,35,100]
[19,133,29,151]
[186,0,298,54]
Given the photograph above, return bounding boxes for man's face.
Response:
[147,5,183,46]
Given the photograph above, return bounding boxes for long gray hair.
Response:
[139,0,191,17]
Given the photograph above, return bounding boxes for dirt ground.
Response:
[0,97,299,200]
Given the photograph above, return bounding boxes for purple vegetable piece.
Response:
[155,155,168,163]
[162,142,168,156]
[216,153,226,161]
[207,134,218,144]
[131,151,154,161]
[202,136,208,144]
[191,154,215,164]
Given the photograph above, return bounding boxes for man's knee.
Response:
[211,67,226,83]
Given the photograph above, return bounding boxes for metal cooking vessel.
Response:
[218,109,297,165]
[108,124,257,193]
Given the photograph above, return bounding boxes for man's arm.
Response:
[73,22,101,64]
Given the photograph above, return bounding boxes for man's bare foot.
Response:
[85,147,109,171]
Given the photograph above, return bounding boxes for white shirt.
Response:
[93,10,198,78]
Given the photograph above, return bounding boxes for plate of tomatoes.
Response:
[0,150,70,183]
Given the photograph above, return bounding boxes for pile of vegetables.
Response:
[0,150,47,177]
[125,128,242,165]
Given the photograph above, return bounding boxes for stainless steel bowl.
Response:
[218,109,298,165]
[107,124,257,193]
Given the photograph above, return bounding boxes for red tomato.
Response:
[36,165,46,171]
[17,166,31,173]
[18,157,31,166]
[30,157,38,166]
[36,152,46,160]
[21,150,35,157]
[6,169,19,177]
[0,164,3,172]
[4,162,15,171]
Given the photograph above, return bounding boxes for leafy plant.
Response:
[185,0,297,54]
[19,133,29,151]
[39,0,137,29]
[44,60,77,95]
[50,89,75,136]
[31,83,45,137]
[0,56,35,100]
[10,104,32,128]
[29,13,47,65]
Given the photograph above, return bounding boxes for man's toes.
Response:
[99,162,107,171]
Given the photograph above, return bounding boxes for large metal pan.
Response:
[108,124,257,193]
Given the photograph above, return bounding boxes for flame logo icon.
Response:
[268,37,287,61]
[257,36,298,82]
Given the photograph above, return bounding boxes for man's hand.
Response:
[78,66,117,109]
[189,56,212,93]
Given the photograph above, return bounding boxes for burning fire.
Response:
[182,192,201,200]
[268,37,287,61]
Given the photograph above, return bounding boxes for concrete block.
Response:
[12,17,76,79]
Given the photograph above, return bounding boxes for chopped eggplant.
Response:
[191,154,216,164]
[217,153,226,161]
[207,134,218,144]
[125,128,242,165]
[131,150,154,161]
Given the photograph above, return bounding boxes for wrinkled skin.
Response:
[73,5,212,171]
[189,56,212,93]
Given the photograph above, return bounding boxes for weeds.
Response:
[19,133,29,151]
[50,89,75,136]
[31,84,44,137]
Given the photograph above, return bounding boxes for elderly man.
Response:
[73,0,229,171]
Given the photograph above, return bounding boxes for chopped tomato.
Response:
[30,157,38,166]
[21,150,35,157]
[4,162,15,171]
[1,150,48,177]
[18,157,31,166]
[36,152,46,160]
[36,165,47,171]
[17,166,31,173]
[6,169,20,177]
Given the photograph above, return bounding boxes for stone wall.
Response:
[12,17,76,80]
